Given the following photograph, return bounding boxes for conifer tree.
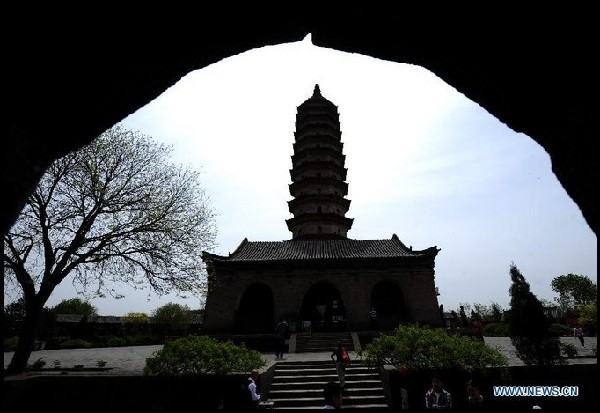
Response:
[508,263,562,365]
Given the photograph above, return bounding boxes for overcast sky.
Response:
[43,35,596,316]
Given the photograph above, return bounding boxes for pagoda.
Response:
[201,85,442,334]
[286,84,353,240]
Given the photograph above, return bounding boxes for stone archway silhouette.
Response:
[6,9,595,238]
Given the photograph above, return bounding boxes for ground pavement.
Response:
[4,336,596,376]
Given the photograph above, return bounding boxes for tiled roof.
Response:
[204,234,438,262]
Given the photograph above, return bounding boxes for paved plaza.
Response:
[4,336,596,376]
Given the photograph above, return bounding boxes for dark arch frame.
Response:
[371,280,408,331]
[301,281,347,332]
[233,283,274,334]
[5,9,596,237]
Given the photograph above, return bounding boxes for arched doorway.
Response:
[301,282,347,332]
[234,283,274,333]
[371,281,407,331]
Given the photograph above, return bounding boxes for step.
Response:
[270,380,383,391]
[272,373,381,383]
[295,336,353,341]
[270,394,387,408]
[275,404,389,410]
[295,334,353,338]
[295,347,354,352]
[268,387,385,399]
[275,366,379,376]
[295,344,354,351]
[274,361,370,367]
[266,358,388,409]
[275,359,357,365]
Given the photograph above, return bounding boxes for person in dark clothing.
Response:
[574,324,585,347]
[369,307,377,330]
[275,318,290,359]
[330,340,349,389]
[425,374,452,409]
[323,381,343,409]
[466,379,484,409]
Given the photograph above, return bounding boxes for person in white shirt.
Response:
[247,369,261,409]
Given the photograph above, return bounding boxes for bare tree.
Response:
[3,124,217,373]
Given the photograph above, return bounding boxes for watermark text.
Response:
[493,386,578,397]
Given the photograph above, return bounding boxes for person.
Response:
[399,387,409,409]
[369,307,378,330]
[424,374,452,409]
[323,381,343,409]
[330,340,349,389]
[246,369,261,409]
[574,324,585,347]
[275,318,290,359]
[466,379,484,409]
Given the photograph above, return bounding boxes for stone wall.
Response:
[3,373,249,410]
[203,261,442,333]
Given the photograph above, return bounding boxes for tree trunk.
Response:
[5,303,42,374]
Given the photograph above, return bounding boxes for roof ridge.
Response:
[204,237,438,262]
[229,237,249,256]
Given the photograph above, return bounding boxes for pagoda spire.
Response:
[312,84,322,97]
[286,85,353,240]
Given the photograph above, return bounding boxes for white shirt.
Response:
[248,378,261,402]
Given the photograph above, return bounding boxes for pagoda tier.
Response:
[287,84,353,240]
[288,194,351,215]
[293,135,343,153]
[290,162,348,183]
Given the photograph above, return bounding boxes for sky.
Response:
[41,35,596,316]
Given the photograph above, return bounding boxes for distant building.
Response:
[202,85,442,333]
[543,305,560,321]
[53,314,123,338]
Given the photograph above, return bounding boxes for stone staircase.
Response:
[295,332,354,353]
[267,359,388,409]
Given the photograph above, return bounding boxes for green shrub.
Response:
[3,336,19,351]
[106,336,128,347]
[144,335,266,376]
[482,322,510,336]
[548,323,573,337]
[128,333,161,345]
[46,336,71,350]
[560,342,578,358]
[124,335,139,346]
[358,324,508,371]
[59,339,92,349]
